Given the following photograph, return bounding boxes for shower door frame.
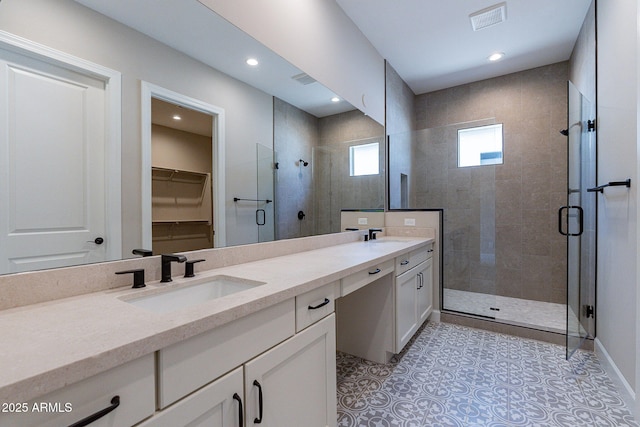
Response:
[563,80,597,360]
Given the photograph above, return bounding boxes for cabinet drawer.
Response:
[296,281,337,332]
[395,243,433,275]
[157,299,295,408]
[2,354,155,427]
[341,259,394,296]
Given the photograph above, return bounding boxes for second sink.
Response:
[123,275,265,313]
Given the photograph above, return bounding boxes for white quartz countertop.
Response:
[0,236,431,403]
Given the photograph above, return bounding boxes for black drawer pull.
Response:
[400,260,409,265]
[233,393,243,427]
[68,396,120,427]
[369,268,381,275]
[308,298,330,310]
[253,380,264,424]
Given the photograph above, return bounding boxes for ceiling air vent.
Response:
[291,72,317,85]
[469,2,506,31]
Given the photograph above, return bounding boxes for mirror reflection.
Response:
[0,0,385,274]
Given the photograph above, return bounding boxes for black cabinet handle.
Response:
[400,260,409,266]
[308,298,330,310]
[233,393,243,427]
[253,380,263,424]
[67,396,120,427]
[368,268,381,275]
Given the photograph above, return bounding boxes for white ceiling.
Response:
[336,0,592,94]
[74,0,353,118]
[75,0,591,116]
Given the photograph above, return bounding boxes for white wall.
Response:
[0,0,274,252]
[596,0,638,404]
[199,0,385,126]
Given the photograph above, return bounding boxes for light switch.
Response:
[358,217,368,225]
[404,218,416,226]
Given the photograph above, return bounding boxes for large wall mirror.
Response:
[0,0,384,275]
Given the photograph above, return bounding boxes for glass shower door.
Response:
[564,81,596,359]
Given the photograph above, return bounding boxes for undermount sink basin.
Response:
[123,275,265,313]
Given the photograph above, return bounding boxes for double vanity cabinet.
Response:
[1,236,435,427]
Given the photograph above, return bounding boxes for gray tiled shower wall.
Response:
[411,62,569,304]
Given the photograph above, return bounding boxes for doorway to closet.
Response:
[150,98,215,254]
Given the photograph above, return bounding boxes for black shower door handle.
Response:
[256,209,266,226]
[558,205,584,236]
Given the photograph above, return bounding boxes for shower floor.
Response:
[443,289,566,333]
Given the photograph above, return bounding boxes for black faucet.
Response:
[368,228,382,240]
[161,254,187,282]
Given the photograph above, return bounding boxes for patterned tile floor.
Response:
[337,322,638,427]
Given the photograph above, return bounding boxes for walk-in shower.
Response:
[389,116,568,335]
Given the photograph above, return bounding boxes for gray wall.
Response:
[386,62,416,210]
[414,62,569,304]
[316,111,385,234]
[274,98,318,240]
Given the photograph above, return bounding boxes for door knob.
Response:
[88,237,105,245]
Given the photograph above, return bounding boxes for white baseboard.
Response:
[429,309,441,323]
[595,338,637,416]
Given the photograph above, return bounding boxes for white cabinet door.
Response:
[417,258,433,325]
[139,367,243,427]
[244,314,337,427]
[395,268,418,352]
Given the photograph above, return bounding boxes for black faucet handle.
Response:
[184,259,206,278]
[116,269,146,288]
[132,249,153,257]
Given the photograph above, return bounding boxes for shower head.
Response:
[299,158,309,167]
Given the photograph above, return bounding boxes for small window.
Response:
[458,124,503,167]
[349,142,379,176]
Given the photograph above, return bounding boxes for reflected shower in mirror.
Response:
[274,98,384,240]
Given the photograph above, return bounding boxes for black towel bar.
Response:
[234,197,272,203]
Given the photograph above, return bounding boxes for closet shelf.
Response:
[152,167,209,184]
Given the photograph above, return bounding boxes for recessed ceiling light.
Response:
[246,58,259,66]
[488,52,505,62]
[331,97,340,103]
[172,114,182,121]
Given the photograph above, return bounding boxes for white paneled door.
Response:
[0,44,116,273]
